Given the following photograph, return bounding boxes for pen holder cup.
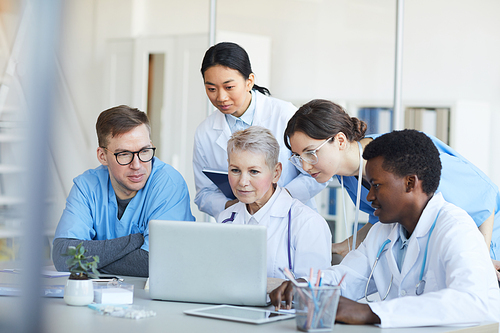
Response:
[294,285,340,332]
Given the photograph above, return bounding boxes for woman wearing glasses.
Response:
[193,42,326,219]
[285,99,500,279]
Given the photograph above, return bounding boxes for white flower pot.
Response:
[64,278,94,306]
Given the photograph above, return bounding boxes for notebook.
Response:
[149,220,268,306]
[202,169,236,200]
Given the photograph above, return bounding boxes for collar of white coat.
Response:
[385,192,445,279]
[243,185,293,224]
[411,192,445,238]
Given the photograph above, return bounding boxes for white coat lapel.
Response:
[252,92,271,125]
[213,112,231,151]
[385,225,403,282]
[399,194,442,279]
[400,229,421,279]
[269,189,293,219]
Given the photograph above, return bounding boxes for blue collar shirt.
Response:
[225,90,256,134]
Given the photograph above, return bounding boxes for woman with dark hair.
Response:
[193,42,326,218]
[284,99,500,279]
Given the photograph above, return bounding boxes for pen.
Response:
[306,269,319,331]
[315,269,322,287]
[337,273,347,287]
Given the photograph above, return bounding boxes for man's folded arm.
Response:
[99,249,149,277]
[52,233,145,272]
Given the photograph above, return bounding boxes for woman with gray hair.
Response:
[217,126,332,279]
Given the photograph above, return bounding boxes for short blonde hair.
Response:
[227,126,279,168]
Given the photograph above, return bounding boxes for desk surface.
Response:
[0,271,498,333]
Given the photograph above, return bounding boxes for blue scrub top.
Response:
[338,133,500,260]
[54,157,195,251]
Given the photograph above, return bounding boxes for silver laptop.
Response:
[149,220,268,306]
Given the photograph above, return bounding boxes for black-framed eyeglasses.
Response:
[102,147,156,166]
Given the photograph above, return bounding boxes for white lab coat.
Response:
[217,186,332,279]
[322,192,500,328]
[193,91,327,218]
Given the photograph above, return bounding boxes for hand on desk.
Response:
[269,280,295,311]
[335,296,380,325]
[270,280,381,325]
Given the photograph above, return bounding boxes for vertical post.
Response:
[393,0,404,130]
[209,0,217,48]
[203,0,217,222]
[206,0,217,117]
[17,0,61,332]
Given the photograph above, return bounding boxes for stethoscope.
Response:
[364,209,441,303]
[222,209,294,275]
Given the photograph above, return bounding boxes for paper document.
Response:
[0,266,70,278]
[0,283,64,297]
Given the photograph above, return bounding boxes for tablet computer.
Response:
[184,305,295,325]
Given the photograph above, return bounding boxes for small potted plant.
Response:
[62,242,100,306]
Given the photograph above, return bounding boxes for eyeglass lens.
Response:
[116,148,155,165]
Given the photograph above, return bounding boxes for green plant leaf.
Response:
[63,242,100,277]
[77,244,85,256]
[65,246,76,257]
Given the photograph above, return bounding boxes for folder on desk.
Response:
[0,283,64,297]
[202,169,236,200]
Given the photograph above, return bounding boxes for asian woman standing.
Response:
[193,42,326,218]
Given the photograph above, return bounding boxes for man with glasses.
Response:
[52,105,195,277]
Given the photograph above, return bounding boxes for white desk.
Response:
[0,272,498,333]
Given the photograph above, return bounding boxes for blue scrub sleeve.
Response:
[438,153,497,227]
[54,182,98,241]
